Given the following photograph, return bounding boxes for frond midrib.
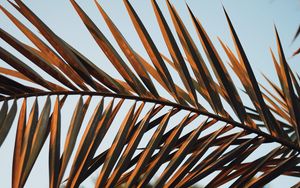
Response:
[2,90,299,152]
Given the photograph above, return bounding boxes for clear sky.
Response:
[0,0,300,187]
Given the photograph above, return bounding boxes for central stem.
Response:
[1,90,299,152]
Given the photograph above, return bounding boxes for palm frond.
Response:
[0,0,299,187]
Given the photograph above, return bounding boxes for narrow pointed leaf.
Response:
[0,29,75,91]
[168,2,225,114]
[123,0,184,104]
[58,96,91,185]
[223,8,287,138]
[155,118,206,188]
[275,27,300,144]
[0,100,8,128]
[12,98,26,188]
[0,99,17,146]
[12,0,99,90]
[137,113,193,187]
[70,0,148,96]
[151,0,199,107]
[66,98,104,187]
[102,105,156,188]
[21,96,51,185]
[96,102,138,187]
[126,110,173,187]
[96,1,159,98]
[49,97,61,188]
[0,4,88,90]
[0,47,55,91]
[248,155,300,188]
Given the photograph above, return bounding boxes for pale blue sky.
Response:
[0,0,300,187]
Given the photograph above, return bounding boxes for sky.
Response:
[0,0,300,187]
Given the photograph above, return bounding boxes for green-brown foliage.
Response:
[0,1,299,187]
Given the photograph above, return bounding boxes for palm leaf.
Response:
[0,1,299,187]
